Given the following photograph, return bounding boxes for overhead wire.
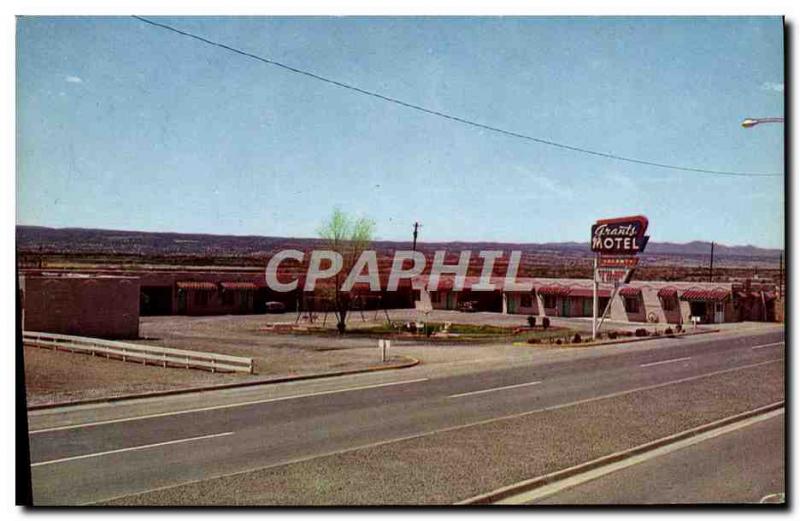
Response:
[132,16,783,179]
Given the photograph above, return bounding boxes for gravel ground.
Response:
[138,315,412,376]
[104,361,784,506]
[23,346,256,406]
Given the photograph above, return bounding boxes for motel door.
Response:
[560,298,570,317]
[507,295,517,314]
[177,290,187,314]
[446,293,456,310]
[714,302,724,324]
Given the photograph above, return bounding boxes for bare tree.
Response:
[317,209,375,334]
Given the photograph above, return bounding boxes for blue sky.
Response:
[16,16,784,247]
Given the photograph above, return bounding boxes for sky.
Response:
[16,16,784,248]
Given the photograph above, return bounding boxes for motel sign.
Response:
[591,215,650,255]
[590,215,650,339]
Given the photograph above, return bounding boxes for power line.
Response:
[132,16,782,179]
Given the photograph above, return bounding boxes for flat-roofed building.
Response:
[21,273,140,338]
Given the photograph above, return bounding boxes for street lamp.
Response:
[742,117,784,128]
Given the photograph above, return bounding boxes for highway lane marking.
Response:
[29,377,429,434]
[760,493,785,504]
[752,342,785,350]
[31,431,234,467]
[487,407,785,505]
[84,358,784,505]
[448,381,542,399]
[640,356,692,368]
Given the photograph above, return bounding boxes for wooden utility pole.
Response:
[709,242,714,283]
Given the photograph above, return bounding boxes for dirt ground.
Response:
[22,346,257,406]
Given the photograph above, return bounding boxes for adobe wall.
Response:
[22,275,140,339]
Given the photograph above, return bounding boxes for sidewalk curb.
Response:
[27,356,421,411]
[456,400,785,505]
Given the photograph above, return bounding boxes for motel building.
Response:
[19,269,777,341]
[411,275,777,325]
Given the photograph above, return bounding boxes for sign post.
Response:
[592,256,598,340]
[590,215,650,340]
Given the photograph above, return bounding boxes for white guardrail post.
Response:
[378,338,390,362]
[22,331,254,374]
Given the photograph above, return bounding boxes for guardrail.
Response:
[23,331,254,374]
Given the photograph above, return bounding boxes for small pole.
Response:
[412,222,421,252]
[709,242,714,283]
[592,256,598,340]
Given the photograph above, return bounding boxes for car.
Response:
[457,301,479,312]
[265,301,287,313]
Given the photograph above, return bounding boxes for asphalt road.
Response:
[26,328,785,505]
[534,411,785,505]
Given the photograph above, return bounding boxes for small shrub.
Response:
[653,330,661,337]
[608,331,618,340]
[665,327,674,336]
[527,316,537,327]
[526,338,540,344]
[675,324,683,333]
[542,317,551,330]
[572,333,582,344]
[635,328,649,337]
[555,339,562,345]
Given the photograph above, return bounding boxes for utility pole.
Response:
[412,222,421,252]
[779,252,783,298]
[708,242,714,283]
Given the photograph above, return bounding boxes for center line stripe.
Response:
[640,356,692,368]
[31,431,233,467]
[752,342,784,350]
[29,378,429,434]
[449,381,542,399]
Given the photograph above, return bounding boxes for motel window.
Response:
[662,297,676,312]
[194,291,209,306]
[543,295,556,309]
[624,297,639,313]
[520,294,532,308]
[222,290,234,306]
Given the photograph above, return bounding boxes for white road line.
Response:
[640,356,692,368]
[29,378,429,434]
[759,492,785,504]
[31,431,233,467]
[492,408,785,504]
[449,381,542,399]
[752,342,785,350]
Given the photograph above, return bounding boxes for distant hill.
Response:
[15,225,782,261]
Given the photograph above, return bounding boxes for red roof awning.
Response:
[177,281,217,291]
[537,286,571,297]
[220,282,258,290]
[657,287,678,298]
[680,288,730,302]
[618,286,641,298]
[568,288,612,298]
